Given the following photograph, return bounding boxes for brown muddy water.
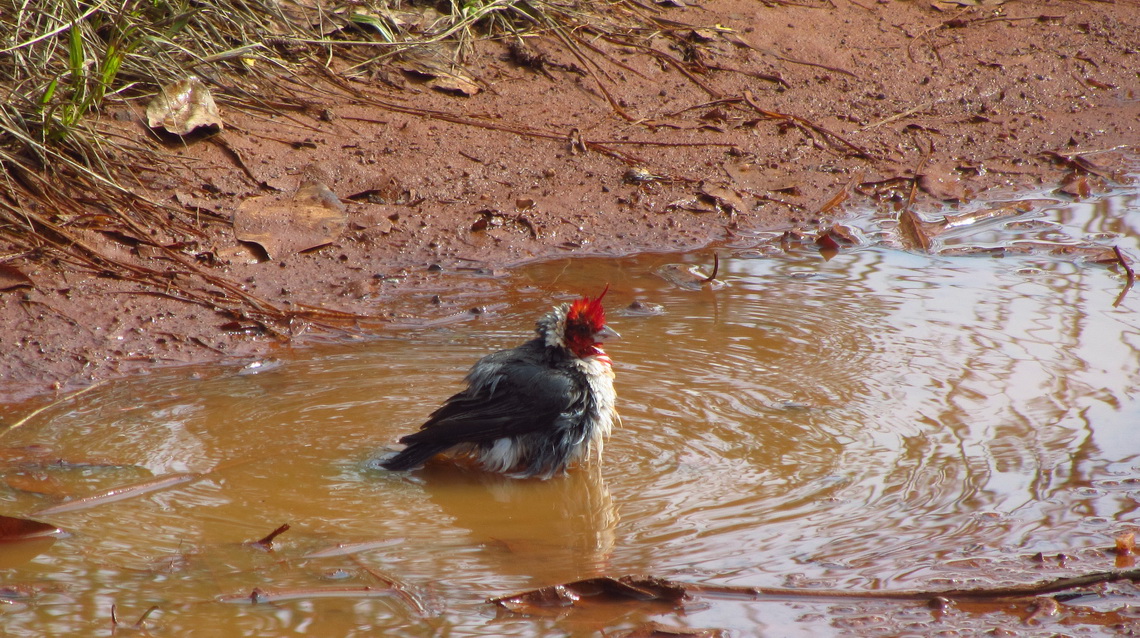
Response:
[2,188,1140,636]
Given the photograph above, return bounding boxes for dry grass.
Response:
[0,0,693,325]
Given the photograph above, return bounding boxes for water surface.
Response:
[1,189,1139,636]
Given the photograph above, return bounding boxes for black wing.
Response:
[380,344,588,470]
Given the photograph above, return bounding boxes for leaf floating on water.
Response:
[30,472,201,516]
[0,514,60,542]
[234,180,348,259]
[816,232,841,261]
[1115,532,1136,567]
[816,225,861,260]
[146,76,223,135]
[897,209,933,252]
[4,472,68,496]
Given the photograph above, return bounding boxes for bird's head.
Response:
[538,286,619,359]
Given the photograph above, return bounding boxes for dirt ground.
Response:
[1,0,1138,407]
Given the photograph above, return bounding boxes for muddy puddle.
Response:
[2,187,1139,636]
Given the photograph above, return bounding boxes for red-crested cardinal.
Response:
[381,289,619,478]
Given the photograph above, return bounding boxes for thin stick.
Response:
[742,91,872,159]
[253,523,291,548]
[701,253,719,283]
[687,567,1140,602]
[1,381,106,439]
[1113,245,1134,307]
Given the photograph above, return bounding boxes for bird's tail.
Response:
[378,442,451,471]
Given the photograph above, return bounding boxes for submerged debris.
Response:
[655,253,725,290]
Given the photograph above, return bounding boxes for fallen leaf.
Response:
[1043,151,1123,181]
[1115,532,1135,556]
[1117,531,1136,568]
[146,76,223,135]
[0,264,33,292]
[1058,172,1099,198]
[234,180,348,259]
[0,514,59,542]
[918,161,966,201]
[724,161,801,193]
[697,184,745,214]
[396,45,480,96]
[4,472,67,496]
[815,230,849,261]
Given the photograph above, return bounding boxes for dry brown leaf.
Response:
[0,514,59,542]
[697,184,745,214]
[4,472,67,496]
[1116,532,1136,556]
[0,264,33,292]
[724,161,801,193]
[146,76,223,135]
[234,181,348,259]
[396,46,480,96]
[898,209,933,252]
[918,161,966,201]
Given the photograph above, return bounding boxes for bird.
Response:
[380,289,619,479]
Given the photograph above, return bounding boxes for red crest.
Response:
[566,285,609,333]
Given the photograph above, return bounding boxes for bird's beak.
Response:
[594,325,620,341]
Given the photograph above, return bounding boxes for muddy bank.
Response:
[1,0,1137,406]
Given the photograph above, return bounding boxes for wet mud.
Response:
[1,0,1138,405]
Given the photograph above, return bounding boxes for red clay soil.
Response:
[1,0,1138,406]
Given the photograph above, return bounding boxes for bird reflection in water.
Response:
[412,460,619,586]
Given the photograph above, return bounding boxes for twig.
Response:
[349,555,433,616]
[1113,245,1134,307]
[859,101,935,132]
[549,27,635,121]
[604,37,722,98]
[687,567,1140,602]
[1,381,107,439]
[702,253,719,283]
[741,90,873,159]
[252,523,291,549]
[703,64,790,88]
[134,605,160,629]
